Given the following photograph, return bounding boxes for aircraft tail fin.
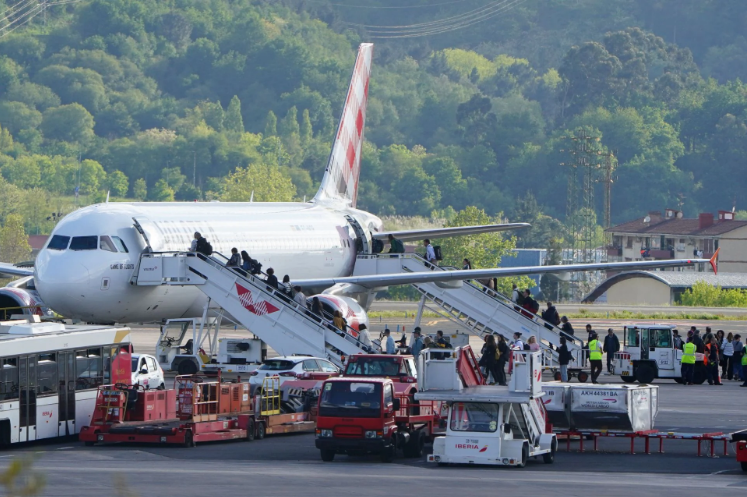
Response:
[313,43,373,207]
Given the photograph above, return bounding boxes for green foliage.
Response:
[133,178,147,200]
[224,96,244,134]
[678,281,747,307]
[41,104,95,143]
[0,213,31,263]
[150,179,174,201]
[221,163,296,202]
[107,170,129,197]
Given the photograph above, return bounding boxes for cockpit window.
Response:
[111,236,129,253]
[69,236,98,251]
[47,235,70,251]
[99,236,117,253]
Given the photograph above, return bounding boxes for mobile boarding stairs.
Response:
[134,252,377,369]
[355,255,585,372]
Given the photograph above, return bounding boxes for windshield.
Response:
[131,358,140,373]
[70,236,98,251]
[450,402,500,433]
[47,235,70,251]
[319,382,382,418]
[259,360,295,371]
[344,357,404,377]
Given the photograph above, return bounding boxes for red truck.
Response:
[315,354,443,463]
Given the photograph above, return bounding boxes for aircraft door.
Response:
[132,217,165,252]
[345,215,372,255]
[640,329,650,361]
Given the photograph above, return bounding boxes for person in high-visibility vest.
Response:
[681,338,696,385]
[588,332,603,384]
[741,350,747,387]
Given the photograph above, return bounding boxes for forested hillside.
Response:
[1,0,747,246]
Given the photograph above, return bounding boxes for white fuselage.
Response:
[34,201,382,323]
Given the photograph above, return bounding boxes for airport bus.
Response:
[0,320,132,446]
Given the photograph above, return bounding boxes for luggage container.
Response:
[566,384,658,432]
[541,383,570,430]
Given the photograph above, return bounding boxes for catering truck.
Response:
[417,348,557,468]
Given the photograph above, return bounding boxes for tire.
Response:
[177,360,198,376]
[256,422,265,440]
[246,419,255,442]
[543,438,557,464]
[183,430,194,448]
[403,431,425,458]
[84,441,95,447]
[320,449,335,462]
[635,364,656,384]
[621,375,637,383]
[380,444,395,463]
[517,443,529,468]
[577,371,589,383]
[741,461,747,472]
[553,371,562,382]
[673,377,684,384]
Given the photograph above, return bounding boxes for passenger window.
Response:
[303,360,321,371]
[100,236,117,252]
[655,330,672,348]
[319,361,338,373]
[70,236,98,251]
[146,357,157,371]
[0,358,19,401]
[47,235,70,250]
[37,353,58,394]
[75,348,103,390]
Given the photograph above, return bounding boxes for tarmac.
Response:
[2,314,746,496]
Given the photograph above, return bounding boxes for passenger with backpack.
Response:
[226,247,241,267]
[521,289,539,318]
[194,233,212,256]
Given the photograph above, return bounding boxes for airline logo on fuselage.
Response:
[236,284,279,316]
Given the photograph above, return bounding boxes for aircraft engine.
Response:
[0,278,53,319]
[308,294,369,332]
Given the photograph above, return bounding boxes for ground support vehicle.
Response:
[0,317,132,447]
[315,376,438,463]
[613,325,706,384]
[732,429,747,472]
[418,349,556,468]
[79,376,314,447]
[156,317,266,376]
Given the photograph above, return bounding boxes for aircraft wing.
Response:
[0,263,34,278]
[373,223,530,242]
[294,258,711,290]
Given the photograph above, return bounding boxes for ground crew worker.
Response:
[681,338,696,385]
[588,332,603,384]
[741,351,747,387]
[411,328,424,357]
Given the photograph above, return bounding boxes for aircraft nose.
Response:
[35,257,90,315]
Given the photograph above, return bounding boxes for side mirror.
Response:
[392,398,401,411]
[503,424,511,434]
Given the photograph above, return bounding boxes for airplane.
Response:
[0,43,713,325]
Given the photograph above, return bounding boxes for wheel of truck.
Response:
[553,371,562,382]
[577,371,589,383]
[256,421,265,440]
[320,449,335,462]
[635,364,655,384]
[177,360,198,376]
[183,430,195,448]
[246,419,255,442]
[84,441,95,447]
[543,438,557,464]
[380,444,396,463]
[403,431,425,458]
[517,443,529,468]
[741,461,747,472]
[621,375,637,383]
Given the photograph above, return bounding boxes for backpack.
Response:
[196,238,212,256]
[529,298,540,314]
[251,259,262,275]
[204,241,213,256]
[433,245,443,261]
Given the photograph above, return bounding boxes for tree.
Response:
[107,170,129,197]
[79,160,107,194]
[40,104,95,143]
[0,101,43,136]
[264,110,277,137]
[160,166,186,191]
[438,206,534,294]
[133,178,147,200]
[224,95,244,133]
[221,163,296,202]
[0,125,13,152]
[149,179,175,201]
[300,108,312,146]
[0,214,31,263]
